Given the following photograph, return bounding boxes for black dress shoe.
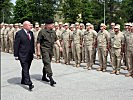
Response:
[50,80,56,86]
[29,84,34,91]
[21,82,25,85]
[49,76,56,86]
[42,77,50,82]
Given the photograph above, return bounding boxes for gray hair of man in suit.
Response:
[23,21,32,31]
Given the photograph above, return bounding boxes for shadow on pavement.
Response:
[7,77,29,91]
[31,74,50,85]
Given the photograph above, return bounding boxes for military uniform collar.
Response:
[45,29,53,33]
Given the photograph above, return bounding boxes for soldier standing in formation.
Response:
[97,23,109,72]
[4,24,10,53]
[8,24,15,53]
[53,22,62,63]
[72,22,82,67]
[83,23,97,70]
[61,23,71,65]
[109,25,124,75]
[80,23,86,63]
[125,24,133,77]
[1,23,5,52]
[108,23,115,64]
[69,24,75,61]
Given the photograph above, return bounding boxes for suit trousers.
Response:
[20,59,32,85]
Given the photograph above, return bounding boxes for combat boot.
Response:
[97,67,102,71]
[110,70,116,74]
[49,76,56,86]
[116,71,120,75]
[125,73,132,77]
[102,69,106,72]
[76,64,80,68]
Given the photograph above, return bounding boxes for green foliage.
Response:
[81,0,94,23]
[0,0,14,23]
[120,0,133,22]
[61,0,128,30]
[0,0,132,27]
[62,0,82,23]
[14,0,57,24]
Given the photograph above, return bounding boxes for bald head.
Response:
[23,21,31,31]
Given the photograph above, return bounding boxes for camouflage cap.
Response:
[35,24,39,27]
[59,22,63,25]
[86,23,91,26]
[75,22,79,25]
[15,23,19,26]
[54,22,59,26]
[64,23,69,26]
[111,22,115,26]
[100,23,106,27]
[114,25,120,29]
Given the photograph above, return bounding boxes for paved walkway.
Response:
[1,52,133,100]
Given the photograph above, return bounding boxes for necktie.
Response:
[27,32,31,40]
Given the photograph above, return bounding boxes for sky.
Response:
[11,0,16,5]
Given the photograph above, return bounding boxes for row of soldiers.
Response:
[0,22,133,77]
[52,22,133,77]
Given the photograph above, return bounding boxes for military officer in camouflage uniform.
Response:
[8,24,15,53]
[36,18,62,86]
[90,24,97,64]
[58,22,64,59]
[108,23,115,64]
[1,23,5,52]
[4,24,10,53]
[122,23,131,68]
[125,24,133,77]
[61,23,71,65]
[97,23,109,72]
[83,23,97,70]
[69,24,75,61]
[33,24,40,57]
[72,22,82,67]
[20,24,23,29]
[14,23,20,38]
[53,22,62,63]
[30,24,34,32]
[80,23,86,63]
[109,25,124,75]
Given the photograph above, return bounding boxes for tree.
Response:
[13,0,29,23]
[81,0,94,23]
[120,0,133,22]
[62,0,82,23]
[0,0,14,23]
[14,0,57,24]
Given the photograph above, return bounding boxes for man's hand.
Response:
[33,54,37,59]
[37,55,40,60]
[15,57,19,60]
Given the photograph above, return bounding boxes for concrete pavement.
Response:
[1,52,133,100]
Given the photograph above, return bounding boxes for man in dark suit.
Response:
[14,21,35,90]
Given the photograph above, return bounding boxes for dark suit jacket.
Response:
[14,29,35,61]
